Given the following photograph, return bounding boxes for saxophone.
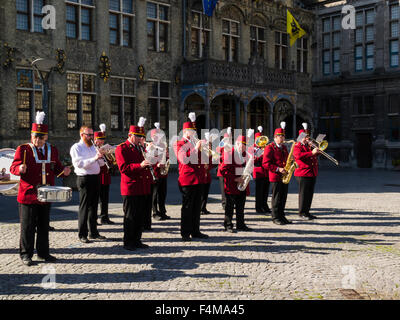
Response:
[282,140,298,185]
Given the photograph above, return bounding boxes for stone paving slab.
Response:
[1,184,400,300]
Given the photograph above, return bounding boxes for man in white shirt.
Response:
[70,126,106,243]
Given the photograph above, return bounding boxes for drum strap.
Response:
[28,143,51,186]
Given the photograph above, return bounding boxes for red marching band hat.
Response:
[236,129,254,145]
[255,126,263,139]
[31,112,48,135]
[94,124,106,140]
[151,122,161,138]
[183,112,197,130]
[129,117,146,137]
[298,123,310,136]
[274,122,286,136]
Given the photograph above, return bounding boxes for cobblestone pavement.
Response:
[1,168,400,300]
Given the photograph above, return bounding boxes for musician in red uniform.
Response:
[10,112,71,266]
[149,123,170,221]
[293,123,320,220]
[200,132,215,215]
[94,124,114,225]
[253,126,271,214]
[262,122,292,225]
[173,112,209,241]
[219,133,253,232]
[115,117,153,251]
[216,127,232,210]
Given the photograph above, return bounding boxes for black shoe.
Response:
[37,254,57,263]
[134,242,149,249]
[299,214,312,220]
[153,214,163,221]
[256,208,266,213]
[160,214,171,220]
[79,237,92,243]
[21,257,33,266]
[282,217,292,224]
[273,219,286,225]
[192,232,209,239]
[237,225,253,231]
[48,226,55,231]
[263,207,272,214]
[89,234,106,240]
[101,219,115,225]
[201,210,211,215]
[224,227,235,233]
[182,235,191,242]
[123,245,136,251]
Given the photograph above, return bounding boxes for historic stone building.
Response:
[0,0,314,160]
[308,0,400,168]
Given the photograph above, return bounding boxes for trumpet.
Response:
[191,136,220,162]
[91,139,110,169]
[139,144,157,181]
[99,144,117,166]
[307,139,339,166]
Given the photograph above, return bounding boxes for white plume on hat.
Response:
[36,111,46,125]
[280,121,286,129]
[138,117,146,127]
[257,126,263,133]
[302,123,308,130]
[188,112,196,122]
[227,127,232,135]
[99,123,106,132]
[204,132,210,141]
[247,128,254,138]
[154,122,160,129]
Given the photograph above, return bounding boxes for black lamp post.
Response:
[31,58,57,125]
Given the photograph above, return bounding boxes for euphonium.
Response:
[255,135,269,148]
[237,152,254,191]
[100,144,117,166]
[282,140,297,185]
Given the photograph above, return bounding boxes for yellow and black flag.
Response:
[287,9,306,46]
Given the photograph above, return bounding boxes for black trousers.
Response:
[142,194,153,229]
[224,192,246,229]
[151,177,167,216]
[255,177,270,210]
[19,203,51,259]
[219,177,226,209]
[179,184,202,237]
[122,195,150,246]
[296,176,317,216]
[200,183,211,213]
[99,184,110,221]
[77,175,100,239]
[270,181,289,221]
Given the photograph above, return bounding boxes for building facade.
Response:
[0,0,314,160]
[309,0,400,168]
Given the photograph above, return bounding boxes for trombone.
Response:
[307,138,339,166]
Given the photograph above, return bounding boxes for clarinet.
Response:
[140,145,157,182]
[91,139,110,169]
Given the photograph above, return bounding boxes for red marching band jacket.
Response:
[293,142,319,177]
[173,138,205,187]
[262,143,289,183]
[249,145,267,180]
[115,140,152,196]
[219,147,250,196]
[100,164,111,185]
[10,143,65,205]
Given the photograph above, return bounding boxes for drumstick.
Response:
[23,150,26,165]
[57,166,71,178]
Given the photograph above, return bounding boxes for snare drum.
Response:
[0,148,20,197]
[37,186,72,203]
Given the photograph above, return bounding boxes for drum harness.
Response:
[28,142,52,188]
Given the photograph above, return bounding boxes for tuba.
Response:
[282,140,297,185]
